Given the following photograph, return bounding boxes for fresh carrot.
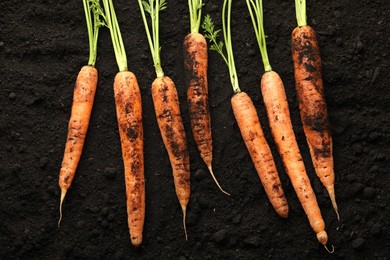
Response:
[58,0,104,226]
[102,0,145,247]
[138,0,191,240]
[247,0,330,248]
[293,0,339,221]
[184,0,229,195]
[202,1,289,218]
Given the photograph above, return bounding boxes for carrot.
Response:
[202,1,289,218]
[293,0,339,221]
[113,71,145,247]
[102,0,145,247]
[138,0,191,240]
[231,92,289,217]
[58,0,104,226]
[246,0,330,247]
[184,0,229,195]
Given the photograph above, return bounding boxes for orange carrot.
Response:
[184,8,228,195]
[203,1,289,218]
[58,0,104,226]
[138,0,190,240]
[103,0,145,246]
[152,76,191,238]
[247,0,330,247]
[113,71,145,247]
[58,65,98,225]
[183,33,211,170]
[261,71,327,244]
[293,0,339,221]
[232,92,289,218]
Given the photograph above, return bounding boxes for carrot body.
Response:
[292,25,338,220]
[151,76,191,239]
[113,71,145,247]
[261,70,328,245]
[183,33,211,167]
[183,33,228,195]
[231,91,288,218]
[59,66,98,190]
[58,65,98,223]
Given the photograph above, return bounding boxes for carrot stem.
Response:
[83,0,105,67]
[203,0,240,93]
[188,0,203,33]
[295,0,307,27]
[138,0,166,78]
[103,0,128,72]
[246,0,272,72]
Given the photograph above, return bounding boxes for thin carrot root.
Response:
[324,244,335,254]
[58,189,67,227]
[182,205,188,241]
[207,165,230,196]
[327,185,340,221]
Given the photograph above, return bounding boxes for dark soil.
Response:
[1,0,389,259]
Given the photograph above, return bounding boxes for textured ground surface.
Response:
[1,0,389,259]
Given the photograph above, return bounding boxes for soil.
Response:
[1,0,389,259]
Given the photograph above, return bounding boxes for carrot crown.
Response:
[102,0,128,72]
[138,0,167,78]
[188,0,203,33]
[295,0,307,27]
[246,0,272,72]
[83,0,106,67]
[202,0,240,93]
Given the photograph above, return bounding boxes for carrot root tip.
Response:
[326,185,340,221]
[58,189,67,228]
[324,244,335,254]
[207,165,230,196]
[131,236,142,248]
[181,205,188,241]
[329,192,340,221]
[316,231,328,246]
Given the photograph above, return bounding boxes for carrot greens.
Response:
[83,0,106,67]
[295,0,307,27]
[202,0,240,93]
[138,0,167,78]
[102,0,128,72]
[188,0,203,33]
[246,0,271,72]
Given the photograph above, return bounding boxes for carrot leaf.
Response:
[202,15,227,65]
[203,1,240,93]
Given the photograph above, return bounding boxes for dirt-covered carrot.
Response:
[184,0,229,195]
[247,0,329,247]
[138,0,190,240]
[58,0,104,226]
[202,1,288,218]
[293,0,339,222]
[102,0,145,247]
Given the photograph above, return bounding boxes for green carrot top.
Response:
[188,0,203,33]
[102,0,128,72]
[246,0,272,72]
[138,0,167,78]
[202,0,240,93]
[83,0,106,67]
[295,0,307,27]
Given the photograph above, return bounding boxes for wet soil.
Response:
[1,0,389,259]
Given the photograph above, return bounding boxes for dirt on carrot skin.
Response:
[0,0,389,259]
